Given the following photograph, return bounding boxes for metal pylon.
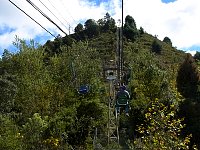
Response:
[107,79,119,145]
[93,128,105,150]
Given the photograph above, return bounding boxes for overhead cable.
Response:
[8,0,56,38]
[47,0,71,27]
[38,0,70,33]
[120,0,124,83]
[26,0,67,35]
[49,0,86,40]
[59,0,77,25]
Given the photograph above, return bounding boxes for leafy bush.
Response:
[21,113,48,150]
[132,98,193,149]
[152,39,162,54]
[0,114,23,150]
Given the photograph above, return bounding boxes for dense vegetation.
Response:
[1,13,200,149]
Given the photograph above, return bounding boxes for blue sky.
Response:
[1,0,200,57]
[88,0,109,5]
[161,0,176,4]
[0,25,16,35]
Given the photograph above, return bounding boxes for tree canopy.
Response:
[123,15,139,41]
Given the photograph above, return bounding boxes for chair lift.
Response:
[116,96,129,113]
[71,61,90,95]
[78,85,89,94]
[115,86,130,116]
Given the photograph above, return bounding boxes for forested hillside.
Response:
[1,13,200,149]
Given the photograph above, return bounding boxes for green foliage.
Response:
[179,98,200,149]
[126,47,169,100]
[97,13,116,33]
[124,15,139,41]
[84,19,100,38]
[163,36,172,46]
[177,53,200,98]
[152,39,162,54]
[132,98,192,150]
[177,55,200,148]
[74,23,84,33]
[62,35,73,47]
[138,65,168,99]
[124,15,137,29]
[2,37,107,149]
[2,49,12,59]
[0,14,193,149]
[44,35,73,56]
[0,114,22,150]
[124,41,192,148]
[194,51,200,61]
[12,43,52,118]
[0,75,17,113]
[88,32,116,60]
[22,113,48,150]
[128,64,172,132]
[47,106,76,137]
[1,49,18,75]
[43,107,77,149]
[139,27,145,34]
[67,99,107,148]
[102,13,116,32]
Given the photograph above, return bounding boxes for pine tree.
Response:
[176,53,200,98]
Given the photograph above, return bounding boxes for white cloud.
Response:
[1,0,200,56]
[121,0,200,51]
[185,50,196,56]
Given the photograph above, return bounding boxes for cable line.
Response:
[121,0,124,83]
[58,0,88,37]
[8,0,56,38]
[38,0,70,33]
[26,0,67,35]
[59,0,78,24]
[46,0,72,33]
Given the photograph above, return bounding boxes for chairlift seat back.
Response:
[78,85,89,94]
[116,94,129,105]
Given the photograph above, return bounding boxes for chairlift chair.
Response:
[78,85,89,94]
[115,89,130,115]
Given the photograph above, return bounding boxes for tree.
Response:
[84,19,100,38]
[62,35,73,48]
[6,37,108,149]
[22,113,48,150]
[0,49,17,114]
[163,36,172,46]
[139,27,144,34]
[0,76,17,113]
[1,49,15,74]
[97,18,105,29]
[176,53,200,98]
[177,54,200,148]
[2,49,13,61]
[97,13,116,33]
[152,39,162,54]
[67,99,107,148]
[194,51,200,60]
[74,23,84,33]
[0,114,23,150]
[44,40,57,56]
[124,15,137,29]
[103,13,116,32]
[123,15,139,41]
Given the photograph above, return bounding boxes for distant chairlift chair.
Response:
[78,85,90,94]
